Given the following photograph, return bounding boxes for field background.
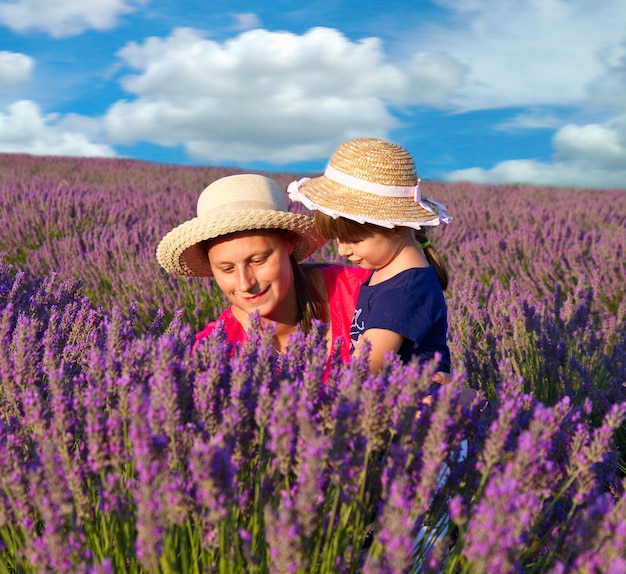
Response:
[1,152,624,402]
[1,152,625,572]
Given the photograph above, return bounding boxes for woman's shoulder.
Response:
[302,262,370,282]
[301,263,369,294]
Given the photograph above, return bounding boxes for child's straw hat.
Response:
[288,138,451,229]
[156,174,326,277]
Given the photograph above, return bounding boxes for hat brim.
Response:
[156,209,326,277]
[291,175,451,229]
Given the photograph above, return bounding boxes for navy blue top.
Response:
[350,266,451,372]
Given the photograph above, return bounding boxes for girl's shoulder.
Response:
[366,266,440,295]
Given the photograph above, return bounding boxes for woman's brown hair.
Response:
[290,254,327,332]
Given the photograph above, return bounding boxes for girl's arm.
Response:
[355,328,454,386]
[353,327,404,373]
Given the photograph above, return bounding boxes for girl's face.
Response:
[336,229,403,270]
[208,230,298,325]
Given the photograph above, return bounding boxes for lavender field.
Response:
[0,152,625,572]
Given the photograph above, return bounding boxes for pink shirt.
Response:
[193,264,370,362]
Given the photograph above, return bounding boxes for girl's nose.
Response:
[337,240,351,257]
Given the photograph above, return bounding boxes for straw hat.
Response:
[156,174,326,277]
[288,138,451,229]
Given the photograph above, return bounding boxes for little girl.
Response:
[288,137,452,377]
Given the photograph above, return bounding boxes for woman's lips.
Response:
[241,287,269,304]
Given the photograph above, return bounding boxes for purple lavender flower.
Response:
[267,381,300,480]
[2,167,626,572]
[265,488,307,573]
[363,476,416,574]
[188,432,236,526]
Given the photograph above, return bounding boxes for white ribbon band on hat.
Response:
[287,178,451,229]
[325,164,421,202]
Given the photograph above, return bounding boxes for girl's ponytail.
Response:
[415,229,449,291]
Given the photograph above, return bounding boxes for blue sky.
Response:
[1,0,625,188]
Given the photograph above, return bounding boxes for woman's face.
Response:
[207,230,298,325]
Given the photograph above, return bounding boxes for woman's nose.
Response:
[236,268,256,292]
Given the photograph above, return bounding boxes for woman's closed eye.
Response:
[216,255,268,273]
[250,256,269,265]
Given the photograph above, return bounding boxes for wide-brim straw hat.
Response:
[288,138,452,229]
[156,174,327,277]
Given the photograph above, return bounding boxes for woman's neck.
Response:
[233,288,299,354]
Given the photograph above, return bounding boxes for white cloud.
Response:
[0,51,33,88]
[0,0,145,37]
[230,12,262,32]
[422,0,626,111]
[0,100,116,157]
[553,118,626,170]
[586,40,626,112]
[103,26,463,163]
[446,114,626,189]
[399,51,466,105]
[439,3,626,190]
[494,109,565,132]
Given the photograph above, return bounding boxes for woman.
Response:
[156,173,370,361]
